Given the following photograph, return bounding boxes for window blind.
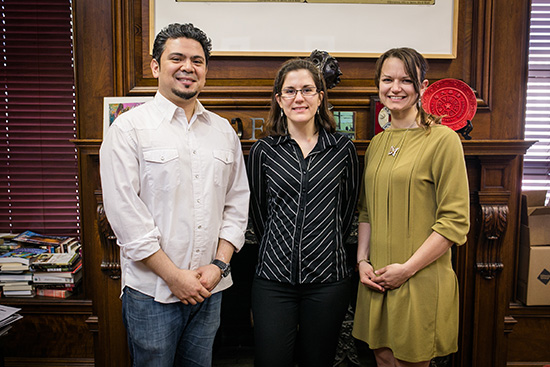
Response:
[524,0,550,200]
[0,0,79,236]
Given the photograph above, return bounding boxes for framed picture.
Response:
[152,0,458,58]
[370,96,390,138]
[333,111,356,140]
[103,97,153,138]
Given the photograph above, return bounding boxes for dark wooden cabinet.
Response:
[1,296,94,366]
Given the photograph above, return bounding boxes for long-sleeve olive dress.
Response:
[352,124,470,363]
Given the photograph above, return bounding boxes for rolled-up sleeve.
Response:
[431,131,470,245]
[99,121,161,261]
[218,132,250,252]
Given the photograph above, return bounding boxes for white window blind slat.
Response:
[523,0,550,200]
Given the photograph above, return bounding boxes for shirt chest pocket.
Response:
[212,149,234,187]
[143,149,180,191]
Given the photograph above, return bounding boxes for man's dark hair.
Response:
[152,23,212,65]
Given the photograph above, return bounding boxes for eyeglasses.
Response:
[279,87,319,99]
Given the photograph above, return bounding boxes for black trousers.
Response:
[251,276,353,367]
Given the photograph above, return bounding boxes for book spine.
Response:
[32,276,76,284]
[32,266,73,272]
[36,288,72,298]
[35,283,76,289]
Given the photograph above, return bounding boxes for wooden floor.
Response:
[212,345,454,367]
[212,343,377,367]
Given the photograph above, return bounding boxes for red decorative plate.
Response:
[421,78,477,131]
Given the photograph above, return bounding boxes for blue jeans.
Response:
[122,286,222,367]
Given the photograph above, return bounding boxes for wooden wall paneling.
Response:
[73,0,131,365]
[473,159,512,367]
[457,142,531,367]
[507,303,550,366]
[73,0,116,140]
[489,0,530,140]
[471,0,493,109]
[75,142,131,367]
[70,0,537,365]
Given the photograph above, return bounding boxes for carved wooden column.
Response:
[95,191,121,280]
[476,194,508,280]
[468,153,516,367]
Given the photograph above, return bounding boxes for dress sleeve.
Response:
[431,129,470,245]
[247,140,268,243]
[357,143,370,223]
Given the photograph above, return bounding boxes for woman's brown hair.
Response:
[266,58,336,136]
[375,47,442,130]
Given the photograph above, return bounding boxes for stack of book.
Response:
[0,247,47,297]
[0,230,82,299]
[31,252,82,298]
[12,230,80,254]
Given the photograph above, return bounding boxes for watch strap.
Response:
[211,259,231,278]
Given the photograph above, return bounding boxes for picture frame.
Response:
[103,97,153,138]
[333,111,356,140]
[152,0,458,58]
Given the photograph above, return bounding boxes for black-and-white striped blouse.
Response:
[247,129,359,284]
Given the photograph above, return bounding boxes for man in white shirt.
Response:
[99,23,249,367]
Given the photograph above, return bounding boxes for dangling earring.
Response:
[316,107,320,115]
[281,110,284,117]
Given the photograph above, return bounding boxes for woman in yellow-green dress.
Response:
[352,48,470,367]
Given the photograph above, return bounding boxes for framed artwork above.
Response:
[152,0,458,58]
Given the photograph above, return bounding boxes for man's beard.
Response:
[172,88,198,100]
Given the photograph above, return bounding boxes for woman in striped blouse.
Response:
[247,58,359,367]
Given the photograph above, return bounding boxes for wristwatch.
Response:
[211,259,231,278]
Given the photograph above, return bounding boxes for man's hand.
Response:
[165,268,212,305]
[197,264,222,291]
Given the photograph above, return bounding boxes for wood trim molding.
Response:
[471,0,494,109]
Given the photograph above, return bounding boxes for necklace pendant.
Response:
[388,146,400,157]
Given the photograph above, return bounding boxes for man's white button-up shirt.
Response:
[100,92,250,303]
